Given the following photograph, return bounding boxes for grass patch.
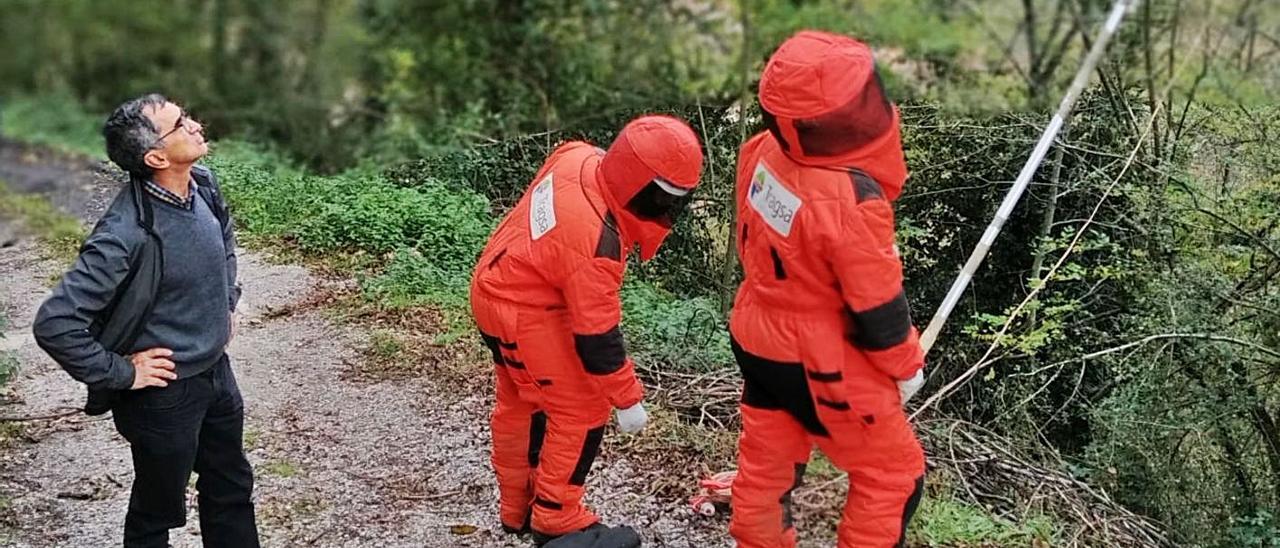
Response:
[348,306,486,383]
[360,248,471,311]
[0,422,26,449]
[0,352,15,396]
[0,493,14,543]
[356,326,416,378]
[260,494,328,528]
[805,452,843,481]
[0,307,16,465]
[0,95,104,159]
[908,493,1058,547]
[368,329,405,360]
[242,427,263,451]
[262,459,301,479]
[0,180,85,264]
[0,312,16,391]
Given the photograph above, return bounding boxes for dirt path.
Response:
[0,144,731,547]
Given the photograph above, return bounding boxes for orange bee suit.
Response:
[728,31,926,548]
[469,115,703,539]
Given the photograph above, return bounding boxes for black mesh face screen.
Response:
[791,68,894,158]
[627,180,691,227]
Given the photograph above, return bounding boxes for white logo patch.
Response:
[748,162,802,237]
[529,174,557,240]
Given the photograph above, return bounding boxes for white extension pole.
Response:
[918,0,1140,355]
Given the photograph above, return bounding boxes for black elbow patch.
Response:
[574,326,627,375]
[850,291,912,350]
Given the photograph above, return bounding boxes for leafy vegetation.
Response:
[909,495,1058,547]
[0,95,104,159]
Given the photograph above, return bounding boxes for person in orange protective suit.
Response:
[728,31,928,548]
[469,115,703,544]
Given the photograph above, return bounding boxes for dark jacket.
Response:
[32,165,237,414]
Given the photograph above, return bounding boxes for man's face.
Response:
[143,101,207,172]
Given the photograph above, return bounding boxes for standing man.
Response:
[728,32,927,547]
[470,115,703,544]
[33,94,259,547]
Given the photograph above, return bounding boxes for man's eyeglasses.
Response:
[155,111,200,145]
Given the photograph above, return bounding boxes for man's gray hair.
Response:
[103,93,168,179]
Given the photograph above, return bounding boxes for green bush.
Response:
[1229,511,1280,548]
[298,177,492,267]
[361,248,472,310]
[621,282,733,372]
[0,94,103,158]
[207,141,494,274]
[202,141,315,239]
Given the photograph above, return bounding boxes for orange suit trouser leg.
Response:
[477,296,611,538]
[490,363,543,531]
[476,296,545,531]
[513,309,611,537]
[729,404,812,548]
[528,391,609,536]
[732,407,925,548]
[816,411,925,548]
[728,331,925,548]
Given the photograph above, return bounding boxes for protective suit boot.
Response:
[502,513,532,536]
[537,523,642,548]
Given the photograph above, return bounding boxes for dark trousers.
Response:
[111,355,260,548]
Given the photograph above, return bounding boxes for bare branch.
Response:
[913,103,1161,419]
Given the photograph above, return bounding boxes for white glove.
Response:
[615,402,649,434]
[897,370,925,404]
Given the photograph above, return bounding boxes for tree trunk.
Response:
[1184,362,1260,514]
[1142,0,1163,162]
[211,0,229,102]
[1022,0,1041,104]
[298,0,332,93]
[1228,360,1280,506]
[1029,121,1070,327]
[720,0,753,315]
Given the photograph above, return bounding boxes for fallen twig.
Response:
[0,407,81,422]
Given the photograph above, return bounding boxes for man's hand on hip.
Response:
[130,348,177,389]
